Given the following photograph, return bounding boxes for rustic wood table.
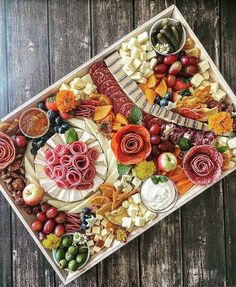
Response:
[0,0,236,286]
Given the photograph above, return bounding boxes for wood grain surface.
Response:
[0,1,235,286]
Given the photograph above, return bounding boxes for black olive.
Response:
[37,140,45,148]
[55,116,63,125]
[32,140,39,150]
[61,122,70,130]
[30,148,38,155]
[37,101,47,111]
[47,110,58,121]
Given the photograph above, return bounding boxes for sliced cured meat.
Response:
[120,102,134,118]
[82,165,96,182]
[53,165,67,180]
[0,133,16,170]
[113,96,132,114]
[87,147,99,161]
[96,74,112,87]
[105,86,122,98]
[120,133,144,154]
[92,68,111,83]
[54,143,69,157]
[44,165,55,179]
[183,145,223,185]
[70,141,88,155]
[100,79,119,94]
[109,91,126,102]
[56,179,71,189]
[75,181,94,190]
[60,155,72,167]
[45,149,59,165]
[72,154,90,170]
[66,169,82,186]
[88,61,106,76]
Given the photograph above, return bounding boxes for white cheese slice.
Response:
[127,37,139,49]
[105,169,119,185]
[198,60,210,73]
[95,164,107,179]
[123,63,136,76]
[132,58,142,69]
[120,55,132,66]
[57,189,70,202]
[121,42,129,51]
[131,72,142,81]
[96,153,107,166]
[47,133,63,148]
[190,73,204,87]
[140,51,147,61]
[120,49,130,58]
[79,131,96,144]
[69,189,83,202]
[42,181,59,193]
[93,175,104,190]
[131,47,141,59]
[35,164,46,179]
[67,118,86,130]
[146,50,156,60]
[34,154,46,166]
[70,77,86,90]
[57,201,80,212]
[87,140,102,153]
[149,58,158,70]
[47,199,67,209]
[82,73,93,84]
[84,118,99,136]
[139,61,149,74]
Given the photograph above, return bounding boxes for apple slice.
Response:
[94,105,113,121]
[115,113,128,125]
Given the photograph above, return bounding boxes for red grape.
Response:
[38,232,46,241]
[163,54,178,65]
[166,75,176,88]
[158,141,175,152]
[149,124,161,136]
[41,202,52,213]
[180,55,191,66]
[36,212,48,223]
[168,61,182,75]
[185,65,199,76]
[46,207,58,219]
[151,145,160,157]
[154,64,168,74]
[189,56,199,66]
[55,212,67,224]
[54,224,65,237]
[15,135,27,148]
[32,220,43,232]
[43,219,56,234]
[150,135,161,145]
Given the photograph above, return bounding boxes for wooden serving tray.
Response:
[1,4,236,285]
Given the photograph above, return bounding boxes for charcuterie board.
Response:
[0,5,236,285]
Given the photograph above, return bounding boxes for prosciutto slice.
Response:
[87,147,99,162]
[70,141,88,155]
[0,133,16,170]
[120,133,144,154]
[45,149,59,165]
[72,154,90,171]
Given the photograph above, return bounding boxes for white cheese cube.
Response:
[213,89,226,101]
[122,217,134,229]
[104,234,114,248]
[217,136,228,145]
[120,49,130,58]
[82,74,93,84]
[70,77,86,89]
[114,180,122,191]
[131,47,141,59]
[138,77,147,84]
[144,68,154,78]
[121,41,129,51]
[140,41,152,51]
[92,226,101,235]
[137,31,149,43]
[128,197,134,204]
[83,82,97,95]
[70,88,80,98]
[201,80,211,87]
[140,51,147,61]
[123,63,136,76]
[122,200,129,209]
[132,177,142,188]
[90,247,95,256]
[131,168,136,177]
[210,83,219,95]
[134,216,146,227]
[132,58,142,69]
[190,73,204,87]
[132,193,141,205]
[94,220,101,226]
[232,148,236,157]
[93,246,102,253]
[120,56,132,65]
[101,228,108,237]
[94,234,103,241]
[144,210,157,221]
[128,37,139,49]
[122,175,132,182]
[228,137,236,149]
[96,214,103,220]
[149,58,158,70]
[139,61,149,74]
[122,181,129,188]
[138,203,147,215]
[101,218,108,227]
[146,50,156,60]
[127,204,139,217]
[87,240,94,247]
[200,70,210,80]
[59,83,70,90]
[198,60,210,72]
[123,183,133,193]
[131,72,143,81]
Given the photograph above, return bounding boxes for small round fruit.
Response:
[30,148,37,155]
[47,110,58,121]
[61,122,70,130]
[55,212,67,224]
[56,248,66,262]
[37,101,47,111]
[180,55,191,66]
[158,141,175,153]
[68,245,79,255]
[46,207,58,219]
[65,252,74,261]
[157,152,177,172]
[149,124,161,136]
[82,207,90,214]
[163,54,178,65]
[59,259,68,269]
[43,219,56,234]
[164,93,172,101]
[36,212,48,223]
[68,260,79,272]
[62,236,73,248]
[54,224,65,237]
[159,98,168,107]
[38,232,46,241]
[32,220,43,232]
[154,95,161,105]
[41,202,52,213]
[15,135,27,148]
[166,74,176,88]
[76,253,87,265]
[55,116,63,125]
[151,145,160,157]
[154,63,168,74]
[79,245,88,254]
[189,56,199,66]
[150,135,161,145]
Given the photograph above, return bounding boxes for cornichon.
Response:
[160,18,169,28]
[160,28,178,51]
[156,33,174,52]
[163,24,179,49]
[175,21,183,41]
[171,25,179,45]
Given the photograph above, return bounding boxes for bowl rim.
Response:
[149,17,187,55]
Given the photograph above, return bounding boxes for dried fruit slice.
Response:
[93,105,113,121]
[100,183,116,199]
[106,221,119,234]
[96,202,112,217]
[89,195,112,207]
[89,93,112,106]
[105,206,128,225]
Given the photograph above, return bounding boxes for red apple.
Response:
[22,183,44,206]
[157,152,177,172]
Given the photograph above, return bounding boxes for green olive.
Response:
[76,253,87,265]
[59,259,68,269]
[79,244,88,254]
[65,251,74,261]
[62,236,73,248]
[55,249,66,262]
[68,260,79,272]
[68,245,79,255]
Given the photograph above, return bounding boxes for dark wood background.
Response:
[0,0,236,286]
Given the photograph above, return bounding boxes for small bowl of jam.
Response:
[19,108,50,139]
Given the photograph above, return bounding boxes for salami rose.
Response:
[111,125,151,165]
[72,154,90,171]
[66,169,82,186]
[70,141,88,155]
[60,155,72,167]
[183,145,223,185]
[45,149,59,165]
[44,165,55,179]
[53,165,67,180]
[0,133,16,170]
[87,147,99,161]
[54,143,69,157]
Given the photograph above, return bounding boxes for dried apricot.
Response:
[96,202,112,217]
[89,195,111,207]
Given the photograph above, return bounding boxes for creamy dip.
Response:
[141,177,177,212]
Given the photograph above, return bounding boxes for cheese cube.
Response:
[70,88,80,97]
[132,177,142,188]
[70,77,86,89]
[122,175,132,182]
[131,47,141,59]
[122,217,134,229]
[120,56,132,66]
[128,37,139,49]
[138,77,147,84]
[149,58,158,70]
[123,183,133,193]
[123,63,135,76]
[137,31,149,43]
[132,58,142,69]
[86,227,92,234]
[138,203,147,215]
[90,247,95,256]
[122,200,129,209]
[128,197,134,204]
[140,41,152,51]
[131,72,143,81]
[210,82,219,95]
[134,216,146,227]
[213,89,226,101]
[232,148,236,156]
[59,83,70,90]
[92,226,101,235]
[101,228,108,237]
[190,73,204,87]
[83,82,97,95]
[114,180,122,191]
[132,193,141,204]
[146,50,156,60]
[94,220,101,226]
[96,214,103,220]
[94,234,103,241]
[127,204,139,217]
[144,68,154,78]
[104,234,115,248]
[200,70,210,80]
[144,210,157,221]
[122,181,129,188]
[120,49,130,58]
[88,240,94,247]
[93,246,102,253]
[132,168,136,177]
[121,41,129,51]
[140,51,147,61]
[101,218,108,227]
[139,61,149,74]
[198,60,210,72]
[82,74,93,84]
[217,136,228,145]
[228,137,236,149]
[201,80,211,87]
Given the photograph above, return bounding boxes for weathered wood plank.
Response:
[48,0,95,285]
[91,1,139,286]
[176,1,226,286]
[221,0,236,285]
[6,1,54,286]
[0,0,13,286]
[134,1,183,286]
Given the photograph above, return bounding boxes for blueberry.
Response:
[61,122,70,130]
[37,140,45,149]
[154,95,161,104]
[47,110,58,121]
[37,101,47,111]
[82,207,90,214]
[58,127,66,134]
[164,93,172,101]
[80,214,86,222]
[30,148,38,155]
[81,223,87,230]
[160,98,168,107]
[55,116,63,125]
[54,125,60,133]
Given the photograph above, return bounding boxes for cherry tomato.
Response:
[154,64,168,74]
[180,55,191,66]
[45,96,58,111]
[149,124,161,135]
[43,219,56,234]
[150,135,161,145]
[54,225,65,237]
[166,75,176,88]
[189,56,199,66]
[15,136,27,148]
[38,232,46,241]
[36,212,48,223]
[41,202,52,213]
[163,54,178,66]
[46,207,58,219]
[55,212,67,224]
[32,220,43,232]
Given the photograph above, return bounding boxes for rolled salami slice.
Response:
[54,143,69,157]
[60,155,72,167]
[53,165,67,180]
[44,165,55,179]
[0,132,16,170]
[87,147,99,162]
[70,141,88,155]
[66,169,82,186]
[45,149,60,165]
[72,154,90,171]
[56,179,71,189]
[120,133,144,154]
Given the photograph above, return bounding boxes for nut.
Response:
[12,178,25,191]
